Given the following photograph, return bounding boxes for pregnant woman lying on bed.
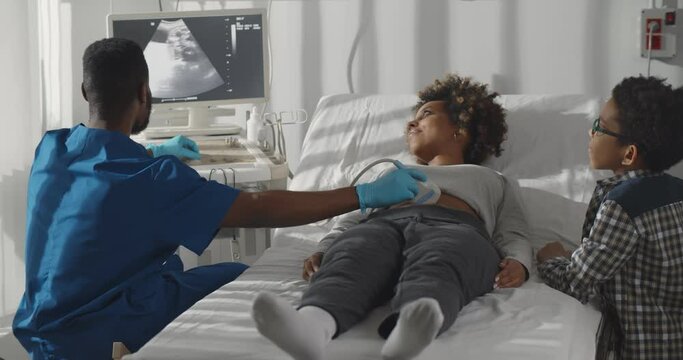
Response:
[251,74,533,360]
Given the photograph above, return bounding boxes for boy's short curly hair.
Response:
[612,76,683,172]
[414,74,507,165]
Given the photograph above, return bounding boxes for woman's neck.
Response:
[428,153,465,166]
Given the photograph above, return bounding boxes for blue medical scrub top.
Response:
[13,125,240,358]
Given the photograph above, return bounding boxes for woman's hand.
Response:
[536,241,572,264]
[494,258,527,288]
[302,252,324,281]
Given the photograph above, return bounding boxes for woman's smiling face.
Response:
[406,100,461,164]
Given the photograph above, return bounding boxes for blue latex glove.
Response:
[146,135,201,160]
[355,161,427,212]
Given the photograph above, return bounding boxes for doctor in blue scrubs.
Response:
[12,38,426,360]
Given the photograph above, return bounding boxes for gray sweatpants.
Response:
[300,205,501,338]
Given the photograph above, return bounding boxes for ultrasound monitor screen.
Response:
[111,12,265,105]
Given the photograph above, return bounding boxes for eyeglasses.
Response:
[591,118,629,140]
[590,118,646,151]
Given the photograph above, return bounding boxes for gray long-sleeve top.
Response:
[317,164,532,271]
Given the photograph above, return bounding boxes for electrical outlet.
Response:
[640,8,679,58]
[646,18,663,50]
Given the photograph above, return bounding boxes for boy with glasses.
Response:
[536,76,683,360]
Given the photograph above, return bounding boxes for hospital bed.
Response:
[124,93,683,360]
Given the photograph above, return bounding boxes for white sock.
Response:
[381,298,444,360]
[251,292,336,360]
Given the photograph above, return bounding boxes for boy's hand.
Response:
[494,258,526,288]
[302,252,324,281]
[536,241,572,264]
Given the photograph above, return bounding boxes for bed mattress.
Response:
[128,225,601,360]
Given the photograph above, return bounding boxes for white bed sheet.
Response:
[128,231,600,360]
[129,93,683,359]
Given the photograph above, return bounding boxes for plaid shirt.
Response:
[538,170,683,360]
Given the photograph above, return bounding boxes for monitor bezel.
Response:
[106,9,269,110]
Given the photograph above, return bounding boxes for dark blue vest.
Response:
[606,173,683,219]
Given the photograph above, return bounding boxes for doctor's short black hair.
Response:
[612,76,683,172]
[82,38,149,121]
[414,74,507,165]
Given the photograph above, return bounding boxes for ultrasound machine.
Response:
[108,9,284,267]
[108,9,268,139]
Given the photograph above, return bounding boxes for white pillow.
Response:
[292,93,683,250]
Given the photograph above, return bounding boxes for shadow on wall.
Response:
[583,0,610,96]
[356,0,378,94]
[0,167,29,351]
[301,0,322,123]
[414,0,449,89]
[1,168,29,260]
[492,0,520,94]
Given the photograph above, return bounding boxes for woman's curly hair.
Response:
[612,76,683,172]
[414,74,507,165]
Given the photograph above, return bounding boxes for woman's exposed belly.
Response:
[391,192,480,220]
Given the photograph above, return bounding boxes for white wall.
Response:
[2,0,683,324]
[57,0,683,173]
[0,0,40,356]
[0,0,41,325]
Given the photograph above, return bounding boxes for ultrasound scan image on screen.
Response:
[111,13,265,104]
[145,19,224,98]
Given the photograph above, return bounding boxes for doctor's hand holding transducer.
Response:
[221,160,426,229]
[355,161,427,211]
[146,135,201,160]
